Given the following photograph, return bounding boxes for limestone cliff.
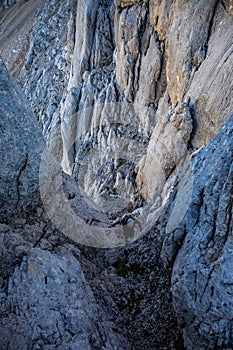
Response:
[0,0,232,349]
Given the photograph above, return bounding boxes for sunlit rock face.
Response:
[56,0,232,244]
[2,0,231,228]
[2,1,232,222]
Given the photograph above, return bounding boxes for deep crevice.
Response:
[15,154,28,207]
[203,0,220,60]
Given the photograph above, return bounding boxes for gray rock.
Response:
[0,0,232,349]
[162,113,233,349]
[0,55,44,223]
[18,0,77,137]
[0,248,131,350]
[136,97,193,202]
[187,1,233,148]
[222,0,233,15]
[165,0,219,106]
[0,0,20,9]
[4,0,231,221]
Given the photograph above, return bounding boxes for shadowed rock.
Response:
[0,55,44,223]
[162,113,233,349]
[0,248,131,349]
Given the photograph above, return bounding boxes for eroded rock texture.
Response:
[0,0,20,9]
[0,0,232,349]
[161,113,233,349]
[0,55,44,223]
[1,0,232,215]
[0,248,131,350]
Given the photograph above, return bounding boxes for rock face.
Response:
[187,1,233,148]
[0,55,44,223]
[0,0,20,9]
[0,248,130,350]
[0,0,232,349]
[25,0,233,220]
[161,113,233,349]
[1,0,231,220]
[136,97,193,203]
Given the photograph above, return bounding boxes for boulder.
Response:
[0,248,131,349]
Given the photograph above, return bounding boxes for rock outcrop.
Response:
[0,54,43,223]
[1,0,231,220]
[0,0,232,349]
[161,113,233,350]
[0,248,131,350]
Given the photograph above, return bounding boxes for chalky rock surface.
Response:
[0,55,44,223]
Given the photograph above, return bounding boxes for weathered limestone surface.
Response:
[165,0,219,106]
[136,97,193,203]
[1,0,231,208]
[188,3,233,148]
[0,0,232,349]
